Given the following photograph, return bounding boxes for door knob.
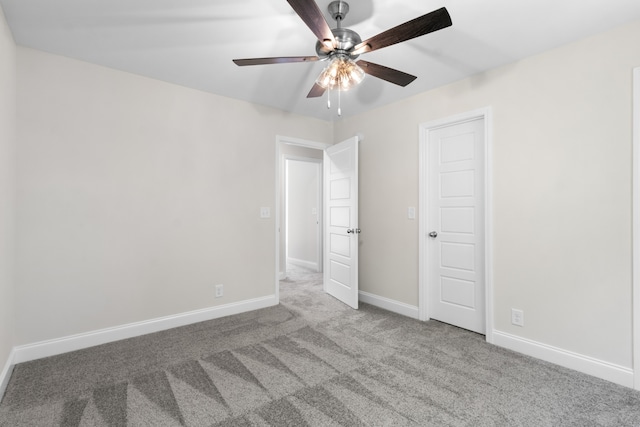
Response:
[429,231,438,238]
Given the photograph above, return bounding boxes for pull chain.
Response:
[337,15,342,118]
[327,87,331,109]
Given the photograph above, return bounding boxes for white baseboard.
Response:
[287,257,319,271]
[358,291,420,320]
[13,295,277,365]
[0,348,15,402]
[492,330,634,388]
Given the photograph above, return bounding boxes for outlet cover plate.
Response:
[511,308,524,327]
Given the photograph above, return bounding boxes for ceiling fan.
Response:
[233,0,452,112]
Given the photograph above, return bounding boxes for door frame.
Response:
[275,135,330,304]
[283,156,323,272]
[418,107,494,343]
[633,67,640,390]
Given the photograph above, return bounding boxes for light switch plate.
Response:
[408,207,416,220]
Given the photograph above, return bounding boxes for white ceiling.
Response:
[2,0,640,121]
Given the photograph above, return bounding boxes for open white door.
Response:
[324,136,359,309]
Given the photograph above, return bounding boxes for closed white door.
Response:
[428,118,485,333]
[324,137,359,309]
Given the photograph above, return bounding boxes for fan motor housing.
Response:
[315,27,362,59]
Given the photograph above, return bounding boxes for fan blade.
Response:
[352,7,451,55]
[287,0,336,48]
[356,60,417,87]
[233,56,319,66]
[307,82,326,98]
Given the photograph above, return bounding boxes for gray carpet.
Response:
[1,265,640,426]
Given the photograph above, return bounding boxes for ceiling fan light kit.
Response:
[316,55,365,90]
[233,0,452,116]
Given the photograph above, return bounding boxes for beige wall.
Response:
[15,48,331,345]
[0,6,16,376]
[335,20,640,368]
[287,159,320,266]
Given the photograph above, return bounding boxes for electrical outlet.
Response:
[408,207,416,220]
[215,284,224,298]
[260,207,270,218]
[511,308,524,327]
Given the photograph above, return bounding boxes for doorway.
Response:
[275,136,330,303]
[418,108,494,341]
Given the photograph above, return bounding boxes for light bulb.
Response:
[316,55,365,91]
